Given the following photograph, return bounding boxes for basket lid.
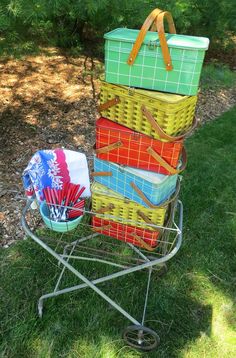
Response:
[92,182,124,199]
[104,28,209,51]
[101,80,191,103]
[108,161,172,184]
[125,166,171,184]
[96,117,134,133]
[122,86,189,103]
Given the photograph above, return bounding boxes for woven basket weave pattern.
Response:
[100,83,197,140]
[92,183,167,230]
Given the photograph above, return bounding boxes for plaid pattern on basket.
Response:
[104,9,209,97]
[96,117,185,175]
[91,182,169,231]
[105,37,206,96]
[92,216,160,249]
[93,157,178,207]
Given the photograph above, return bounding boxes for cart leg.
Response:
[58,234,98,267]
[123,268,160,352]
[58,244,69,267]
[32,239,179,323]
[141,267,152,325]
[38,298,43,318]
[22,200,183,335]
[38,240,79,317]
[54,241,78,293]
[38,276,107,318]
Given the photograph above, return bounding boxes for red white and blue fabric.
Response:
[22,149,91,202]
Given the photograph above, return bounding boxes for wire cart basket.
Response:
[21,191,183,352]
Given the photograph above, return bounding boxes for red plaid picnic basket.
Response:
[92,216,160,250]
[95,117,187,175]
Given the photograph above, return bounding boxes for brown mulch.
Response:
[0,49,235,247]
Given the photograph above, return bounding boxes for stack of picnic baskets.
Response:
[91,8,209,250]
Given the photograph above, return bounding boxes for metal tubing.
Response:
[22,200,183,325]
[141,268,152,325]
[22,200,183,278]
[38,263,144,303]
[22,203,141,325]
[59,254,128,269]
[54,242,78,292]
[63,233,99,252]
[127,243,150,262]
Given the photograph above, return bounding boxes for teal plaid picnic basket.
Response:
[92,157,179,208]
[104,8,209,96]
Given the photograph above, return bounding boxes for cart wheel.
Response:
[123,325,160,351]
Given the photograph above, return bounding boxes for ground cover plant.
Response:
[0,106,236,357]
[0,0,235,57]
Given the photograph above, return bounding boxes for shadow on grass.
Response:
[0,238,213,358]
[0,108,236,357]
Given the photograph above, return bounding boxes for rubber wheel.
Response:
[123,325,160,351]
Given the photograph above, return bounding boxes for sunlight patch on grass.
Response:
[30,337,54,358]
[67,336,140,358]
[182,334,219,358]
[68,339,99,358]
[98,336,141,358]
[182,272,236,357]
[213,301,236,350]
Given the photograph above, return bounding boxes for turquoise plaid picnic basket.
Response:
[92,157,179,208]
[104,8,209,96]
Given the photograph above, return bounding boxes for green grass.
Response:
[200,63,236,90]
[1,107,236,357]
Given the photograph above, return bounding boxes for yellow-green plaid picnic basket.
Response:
[99,81,198,142]
[91,182,179,230]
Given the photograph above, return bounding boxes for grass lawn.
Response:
[1,107,236,358]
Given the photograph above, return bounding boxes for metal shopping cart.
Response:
[21,196,183,352]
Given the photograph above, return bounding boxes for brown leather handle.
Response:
[131,178,180,208]
[141,105,199,142]
[147,146,187,175]
[155,11,176,70]
[137,210,156,226]
[96,204,115,214]
[150,20,157,32]
[127,8,176,71]
[93,224,112,231]
[98,96,120,112]
[131,233,157,251]
[91,171,113,177]
[131,182,160,208]
[95,140,123,154]
[127,8,163,65]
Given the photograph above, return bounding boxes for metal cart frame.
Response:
[21,199,183,351]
